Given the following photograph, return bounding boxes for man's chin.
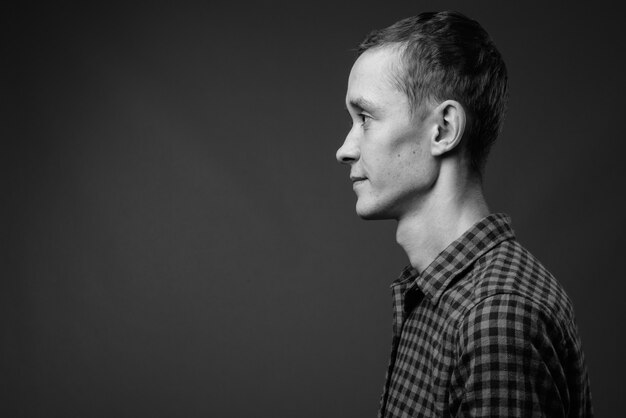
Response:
[356,204,393,221]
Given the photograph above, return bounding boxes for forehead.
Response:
[346,46,406,109]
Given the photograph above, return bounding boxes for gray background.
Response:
[3,1,625,417]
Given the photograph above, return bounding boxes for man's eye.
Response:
[359,113,371,125]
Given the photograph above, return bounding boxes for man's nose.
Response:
[336,132,360,165]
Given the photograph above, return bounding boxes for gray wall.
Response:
[3,2,624,416]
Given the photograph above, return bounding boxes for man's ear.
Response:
[430,100,466,157]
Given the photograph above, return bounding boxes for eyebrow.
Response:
[347,97,380,113]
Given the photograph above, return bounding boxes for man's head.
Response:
[336,11,507,220]
[357,11,508,175]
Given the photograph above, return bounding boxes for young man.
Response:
[336,11,593,417]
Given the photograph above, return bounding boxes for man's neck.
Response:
[395,173,489,273]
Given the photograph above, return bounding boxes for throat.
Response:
[395,215,450,273]
[395,197,489,273]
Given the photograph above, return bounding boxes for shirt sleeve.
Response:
[451,293,570,417]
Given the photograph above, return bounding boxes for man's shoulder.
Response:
[444,238,576,330]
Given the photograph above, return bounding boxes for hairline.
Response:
[360,42,440,121]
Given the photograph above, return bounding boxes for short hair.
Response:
[358,11,508,175]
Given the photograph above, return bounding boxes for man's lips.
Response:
[350,176,367,185]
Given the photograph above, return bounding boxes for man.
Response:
[336,11,593,417]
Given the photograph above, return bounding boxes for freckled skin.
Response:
[336,47,439,220]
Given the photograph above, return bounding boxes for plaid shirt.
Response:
[379,213,592,417]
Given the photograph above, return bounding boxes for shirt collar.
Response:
[391,213,515,306]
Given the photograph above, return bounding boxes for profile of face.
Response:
[336,46,439,220]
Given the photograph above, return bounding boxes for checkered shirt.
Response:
[379,213,593,417]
